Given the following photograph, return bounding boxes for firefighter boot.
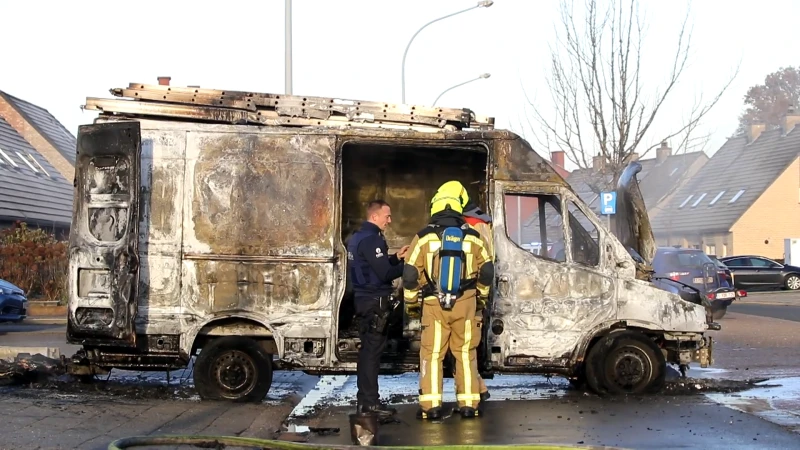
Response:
[416,406,444,421]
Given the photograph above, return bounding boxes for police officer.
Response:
[402,181,494,420]
[347,199,408,417]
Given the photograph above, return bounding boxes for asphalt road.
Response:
[306,396,800,449]
[730,290,800,322]
[730,303,800,322]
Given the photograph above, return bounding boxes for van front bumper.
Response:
[691,335,713,368]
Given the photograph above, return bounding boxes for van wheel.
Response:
[193,336,273,402]
[585,332,666,395]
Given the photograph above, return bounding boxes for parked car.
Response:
[0,279,28,323]
[708,256,736,289]
[651,247,742,320]
[719,255,800,291]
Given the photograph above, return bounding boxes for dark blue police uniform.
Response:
[347,221,404,414]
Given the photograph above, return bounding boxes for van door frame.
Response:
[67,121,142,347]
[489,180,617,370]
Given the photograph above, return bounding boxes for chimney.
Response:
[592,155,606,170]
[550,150,565,168]
[781,106,800,134]
[656,141,671,163]
[157,76,171,86]
[625,152,639,163]
[747,122,766,143]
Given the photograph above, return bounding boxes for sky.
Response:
[1,0,797,171]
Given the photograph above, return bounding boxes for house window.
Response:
[679,195,694,208]
[0,148,19,167]
[504,193,566,263]
[706,245,716,256]
[691,193,707,207]
[709,191,725,205]
[722,244,728,257]
[16,151,39,173]
[729,189,746,203]
[28,154,50,177]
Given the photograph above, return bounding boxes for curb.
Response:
[23,316,67,324]
[0,346,61,360]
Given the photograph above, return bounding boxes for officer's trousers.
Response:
[418,295,482,412]
[355,295,390,406]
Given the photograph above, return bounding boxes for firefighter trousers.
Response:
[452,310,488,395]
[419,295,482,412]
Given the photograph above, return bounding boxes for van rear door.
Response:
[68,121,141,346]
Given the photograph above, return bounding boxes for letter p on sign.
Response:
[600,192,616,215]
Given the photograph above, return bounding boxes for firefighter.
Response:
[348,199,409,417]
[402,181,494,419]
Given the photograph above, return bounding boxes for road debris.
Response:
[0,353,65,386]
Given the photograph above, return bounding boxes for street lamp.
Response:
[432,73,491,106]
[401,0,493,103]
[285,0,292,95]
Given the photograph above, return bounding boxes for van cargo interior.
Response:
[336,142,488,366]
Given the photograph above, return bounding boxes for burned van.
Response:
[66,82,714,401]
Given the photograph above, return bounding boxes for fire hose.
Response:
[107,435,612,450]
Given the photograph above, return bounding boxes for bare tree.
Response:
[526,0,739,193]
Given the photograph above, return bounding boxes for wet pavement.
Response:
[303,395,800,449]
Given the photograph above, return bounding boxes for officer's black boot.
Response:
[358,402,397,418]
[416,407,443,420]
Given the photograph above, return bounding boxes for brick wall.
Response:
[731,157,800,259]
[0,96,74,181]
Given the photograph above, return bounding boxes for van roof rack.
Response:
[82,83,495,132]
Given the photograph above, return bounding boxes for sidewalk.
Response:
[25,315,67,325]
[735,290,800,306]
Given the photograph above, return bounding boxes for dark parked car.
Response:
[719,255,800,291]
[651,247,742,320]
[708,256,736,288]
[0,278,28,323]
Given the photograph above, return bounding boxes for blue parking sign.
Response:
[600,192,616,215]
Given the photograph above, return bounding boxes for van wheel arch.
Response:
[583,329,666,396]
[189,316,278,357]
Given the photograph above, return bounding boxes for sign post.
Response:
[600,192,616,229]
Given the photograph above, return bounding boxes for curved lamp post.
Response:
[432,73,491,106]
[401,0,494,103]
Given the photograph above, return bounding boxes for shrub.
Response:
[0,222,68,302]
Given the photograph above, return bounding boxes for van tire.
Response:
[585,332,666,396]
[712,307,727,320]
[193,336,273,402]
[584,337,609,396]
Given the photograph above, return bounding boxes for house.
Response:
[0,90,76,237]
[505,150,571,245]
[567,143,709,221]
[650,111,800,259]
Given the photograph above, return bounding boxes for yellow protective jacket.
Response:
[466,221,493,259]
[402,223,493,305]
